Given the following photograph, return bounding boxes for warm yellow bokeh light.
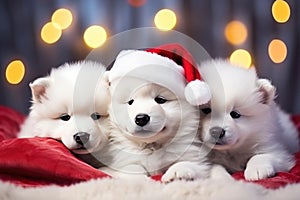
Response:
[268,39,287,64]
[41,22,62,44]
[225,20,248,45]
[83,25,107,48]
[5,60,25,85]
[154,9,177,31]
[51,8,73,30]
[272,0,290,23]
[229,49,252,68]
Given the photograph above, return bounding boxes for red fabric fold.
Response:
[0,137,109,187]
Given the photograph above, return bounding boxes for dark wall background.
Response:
[1,0,299,115]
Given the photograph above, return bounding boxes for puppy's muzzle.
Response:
[73,132,90,146]
[135,113,150,127]
[209,127,225,140]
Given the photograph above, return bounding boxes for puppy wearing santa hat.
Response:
[97,44,212,182]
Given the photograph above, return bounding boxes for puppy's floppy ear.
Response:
[29,77,50,103]
[256,78,276,104]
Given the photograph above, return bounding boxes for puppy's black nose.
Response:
[73,132,90,145]
[209,127,225,139]
[135,114,150,127]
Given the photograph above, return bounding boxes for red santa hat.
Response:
[108,43,211,105]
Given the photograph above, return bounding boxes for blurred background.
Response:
[1,0,299,115]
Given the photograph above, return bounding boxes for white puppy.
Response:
[198,59,299,181]
[18,61,111,154]
[97,76,210,182]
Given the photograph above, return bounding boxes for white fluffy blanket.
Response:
[1,177,300,200]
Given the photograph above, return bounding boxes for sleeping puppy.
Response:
[18,61,111,154]
[198,59,299,180]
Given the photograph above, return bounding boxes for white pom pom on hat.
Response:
[109,43,211,105]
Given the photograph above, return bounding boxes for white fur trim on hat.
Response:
[184,80,211,105]
[109,50,184,82]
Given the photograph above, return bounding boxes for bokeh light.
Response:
[268,39,287,64]
[5,60,25,85]
[128,0,147,7]
[41,22,62,44]
[51,8,73,30]
[154,9,177,31]
[272,0,290,23]
[225,20,248,45]
[229,49,252,68]
[83,25,107,48]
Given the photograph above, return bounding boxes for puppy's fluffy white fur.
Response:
[18,61,111,154]
[199,59,299,180]
[96,77,210,182]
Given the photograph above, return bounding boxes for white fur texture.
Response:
[96,76,210,182]
[18,61,111,154]
[199,59,299,181]
[1,178,300,200]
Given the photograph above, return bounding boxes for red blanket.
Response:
[0,106,299,189]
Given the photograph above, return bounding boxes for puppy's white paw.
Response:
[161,161,208,183]
[244,163,275,181]
[162,166,195,183]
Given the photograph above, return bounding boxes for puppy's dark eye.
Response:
[128,99,134,105]
[230,111,241,119]
[91,112,101,120]
[154,96,167,104]
[60,114,71,121]
[201,108,211,114]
